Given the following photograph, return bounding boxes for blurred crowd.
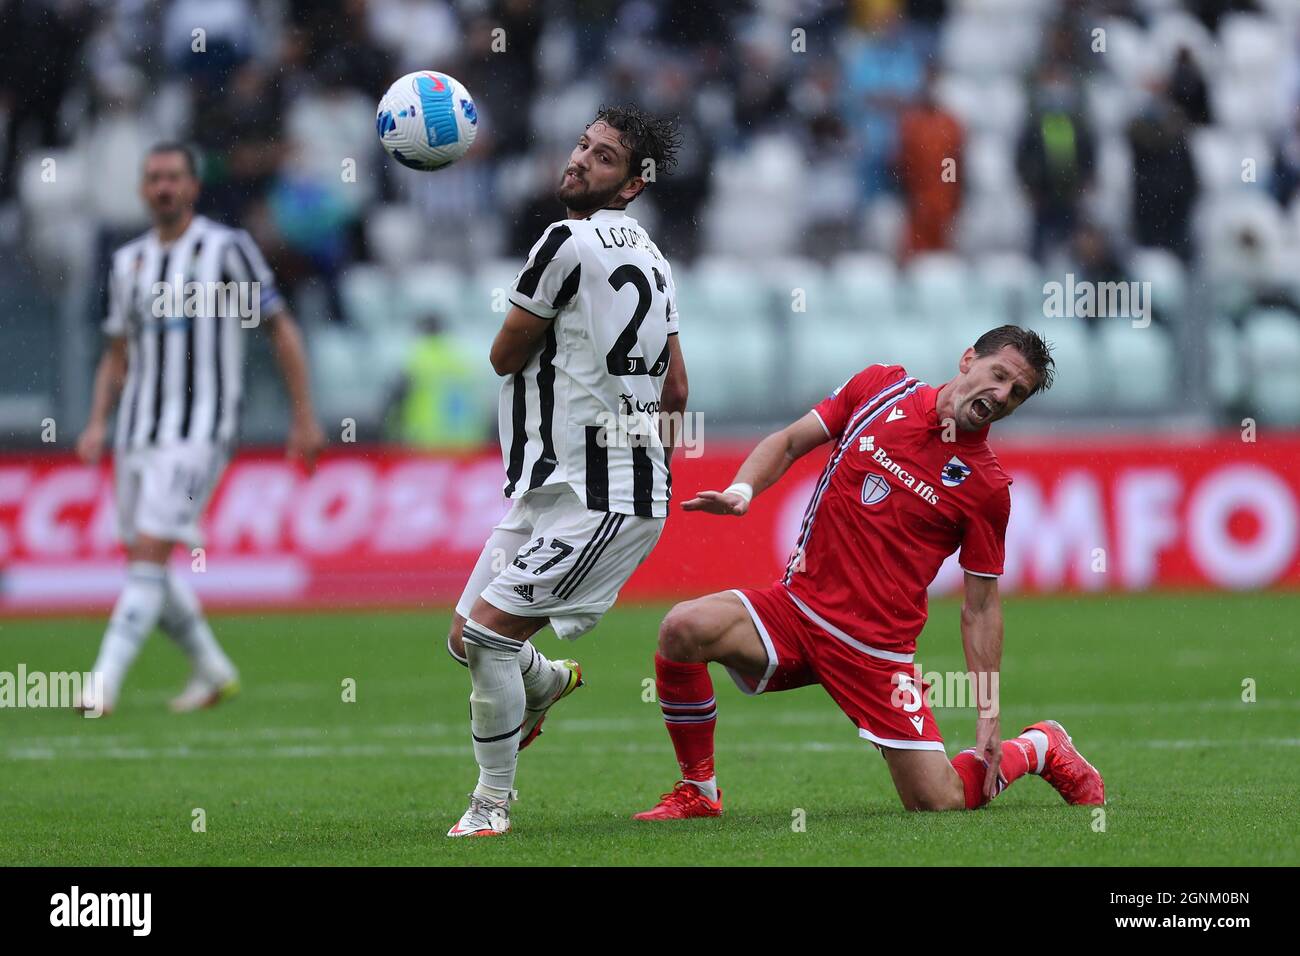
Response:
[2,0,1299,320]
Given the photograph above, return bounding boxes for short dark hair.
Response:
[146,141,199,177]
[972,325,1056,394]
[591,104,682,187]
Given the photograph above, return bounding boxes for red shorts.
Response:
[728,585,945,751]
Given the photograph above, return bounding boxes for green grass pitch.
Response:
[1,593,1297,866]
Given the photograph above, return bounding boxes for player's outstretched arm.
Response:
[682,411,830,516]
[489,306,550,376]
[961,571,1005,801]
[77,337,128,464]
[267,309,325,472]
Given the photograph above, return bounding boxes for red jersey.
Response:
[780,364,1011,659]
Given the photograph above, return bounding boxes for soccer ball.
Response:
[376,71,479,171]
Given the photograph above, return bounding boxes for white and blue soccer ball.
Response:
[376,71,479,171]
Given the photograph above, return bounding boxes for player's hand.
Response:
[976,715,1002,802]
[287,416,326,473]
[681,490,750,516]
[76,421,108,465]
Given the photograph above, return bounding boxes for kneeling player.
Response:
[634,327,1104,820]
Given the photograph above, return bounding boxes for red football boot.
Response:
[1023,719,1105,805]
[632,781,724,820]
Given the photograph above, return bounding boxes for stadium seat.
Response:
[1085,76,1138,139]
[365,203,426,269]
[787,313,889,409]
[1208,320,1246,407]
[1024,315,1095,411]
[1094,322,1179,409]
[953,188,1033,256]
[828,252,900,319]
[966,134,1017,194]
[1149,9,1219,76]
[935,75,1025,139]
[402,263,465,328]
[1242,309,1300,423]
[974,252,1039,322]
[904,253,976,323]
[690,258,770,318]
[1091,135,1134,234]
[1221,14,1283,80]
[1190,128,1269,194]
[310,325,392,426]
[1099,17,1159,87]
[678,314,778,418]
[1128,247,1187,317]
[941,14,1038,77]
[759,256,830,319]
[339,265,396,330]
[1211,76,1285,135]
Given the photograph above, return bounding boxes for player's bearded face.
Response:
[557,123,636,212]
[142,159,197,224]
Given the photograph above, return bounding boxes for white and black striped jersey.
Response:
[103,214,283,451]
[502,208,680,518]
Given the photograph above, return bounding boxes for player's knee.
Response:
[901,788,965,813]
[658,604,708,661]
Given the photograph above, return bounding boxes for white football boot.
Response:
[169,663,240,713]
[446,792,513,838]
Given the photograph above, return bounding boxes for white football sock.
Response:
[160,572,234,678]
[518,641,565,709]
[462,619,525,796]
[1023,730,1049,774]
[686,777,718,801]
[92,562,168,703]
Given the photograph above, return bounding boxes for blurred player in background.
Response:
[75,143,325,715]
[634,326,1106,819]
[444,106,687,837]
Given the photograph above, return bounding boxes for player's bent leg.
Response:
[161,569,240,713]
[882,748,967,812]
[888,724,1101,811]
[635,592,770,821]
[658,592,771,674]
[449,598,557,838]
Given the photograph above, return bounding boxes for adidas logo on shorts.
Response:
[513,584,535,603]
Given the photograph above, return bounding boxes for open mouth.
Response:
[970,397,995,423]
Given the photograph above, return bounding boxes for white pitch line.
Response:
[6,736,1300,763]
[4,694,1296,752]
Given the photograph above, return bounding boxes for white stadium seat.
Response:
[1243,309,1300,423]
[1128,247,1187,317]
[1094,321,1179,409]
[1221,14,1284,80]
[1208,320,1246,407]
[339,265,396,331]
[829,253,900,319]
[1026,316,1096,411]
[402,263,465,327]
[904,252,977,323]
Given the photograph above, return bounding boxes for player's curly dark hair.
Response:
[592,104,683,185]
[973,325,1056,394]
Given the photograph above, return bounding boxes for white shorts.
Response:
[455,485,665,640]
[115,443,228,549]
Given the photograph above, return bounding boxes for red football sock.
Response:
[951,736,1038,809]
[654,653,717,782]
